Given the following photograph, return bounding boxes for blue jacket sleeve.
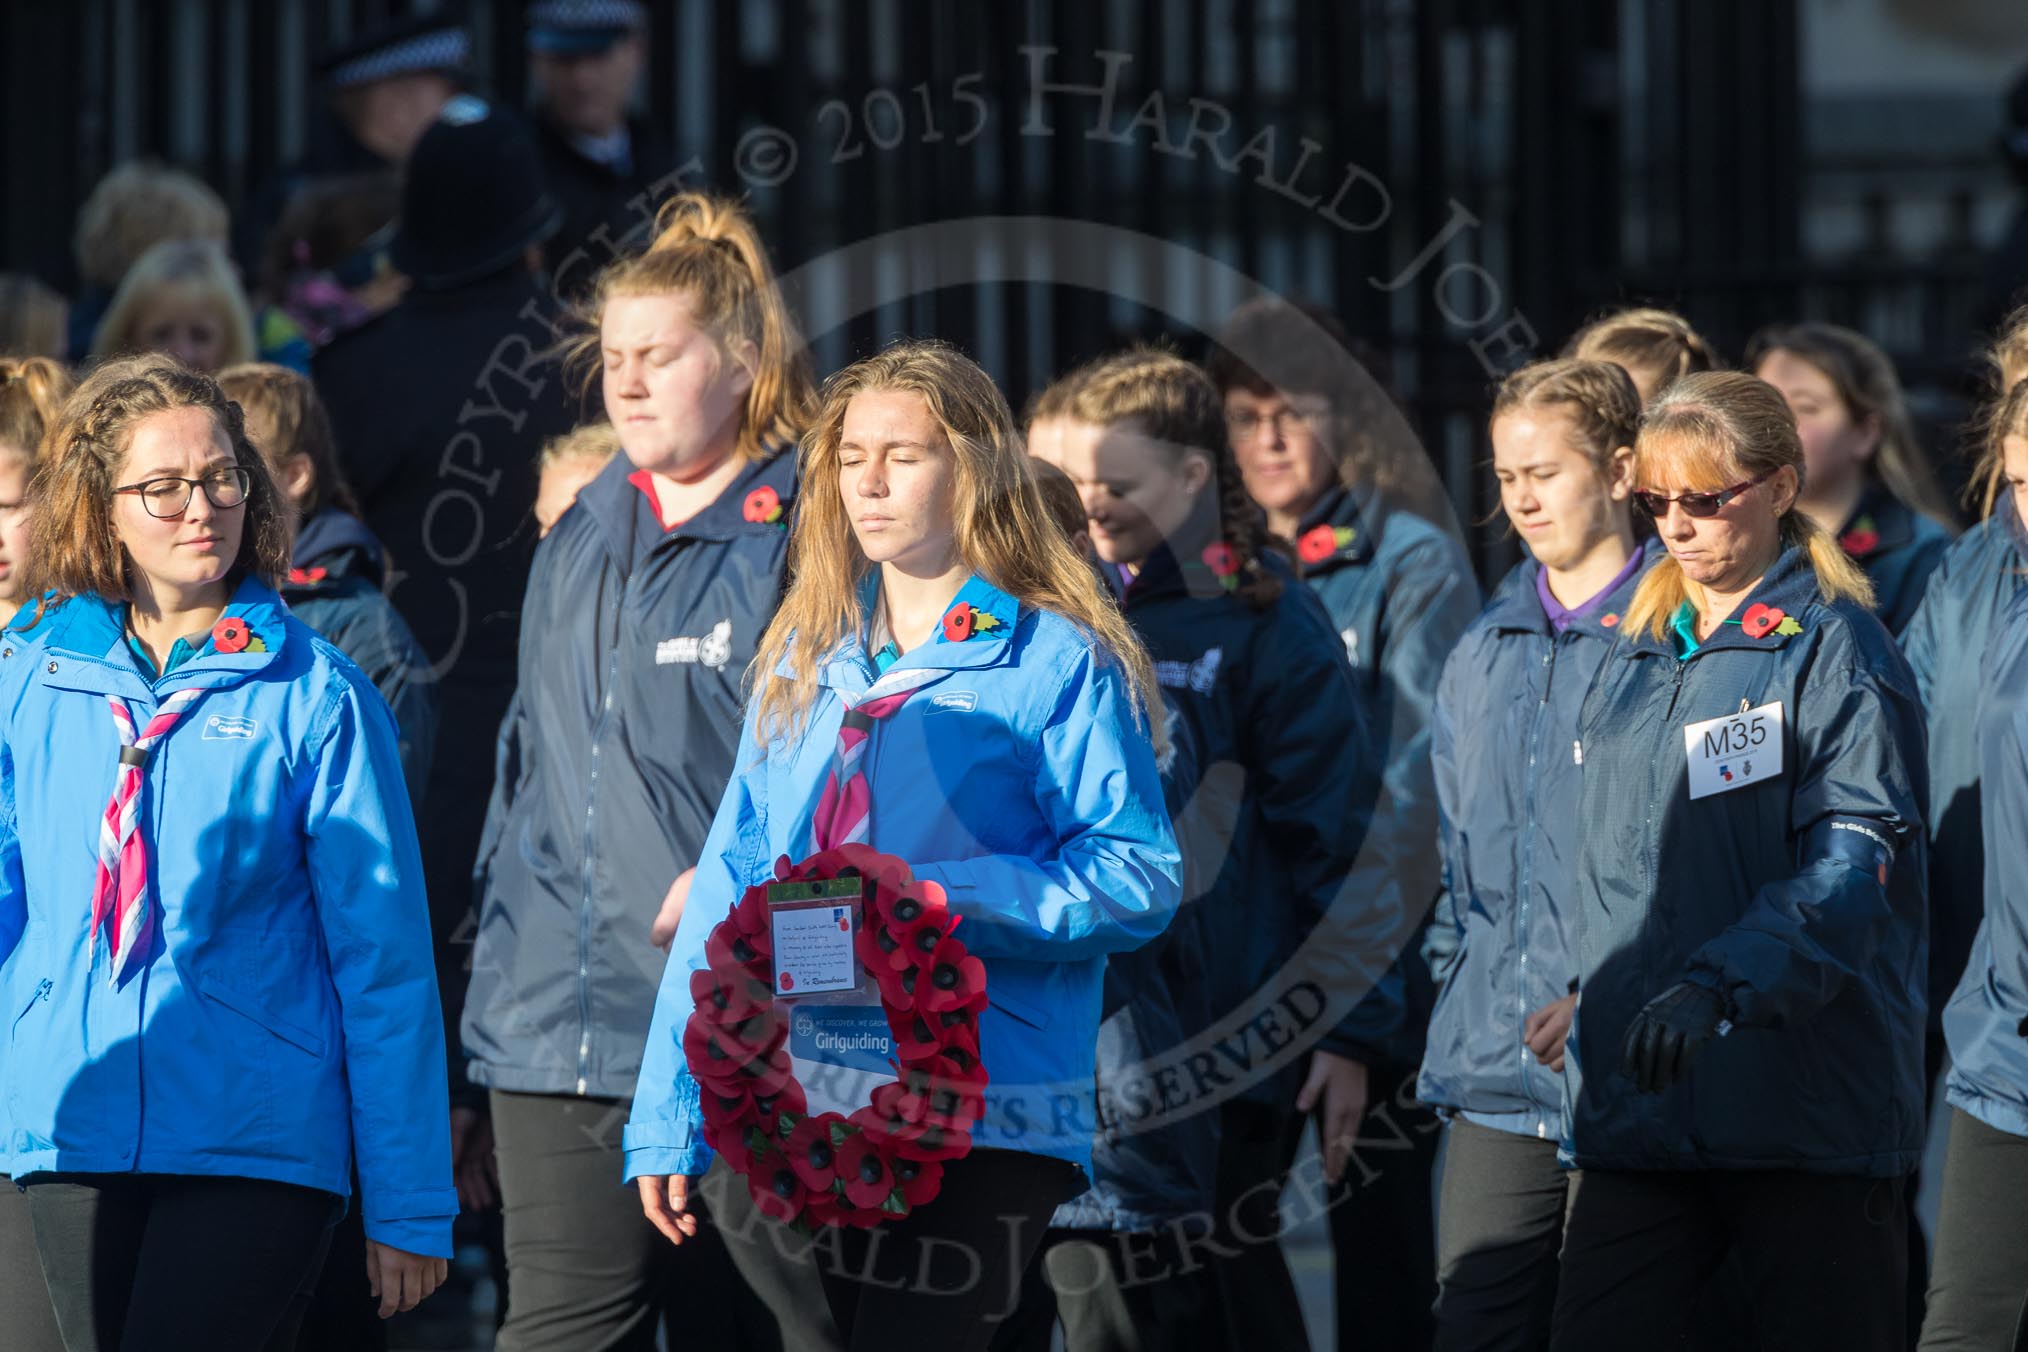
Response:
[623,708,771,1183]
[1323,536,1478,1061]
[1421,646,1469,989]
[1683,629,1925,1028]
[914,648,1181,962]
[1899,550,1951,711]
[304,674,457,1258]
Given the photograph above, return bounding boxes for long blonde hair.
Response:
[753,340,1160,754]
[1565,306,1718,403]
[89,239,256,371]
[570,191,816,463]
[1623,371,1873,638]
[1973,305,2028,517]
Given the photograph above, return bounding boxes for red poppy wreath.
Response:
[686,843,988,1229]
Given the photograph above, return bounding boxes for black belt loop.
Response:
[119,746,147,769]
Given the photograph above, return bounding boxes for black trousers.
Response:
[23,1172,341,1352]
[1202,1098,1310,1351]
[0,1176,65,1352]
[994,1228,1212,1352]
[1919,1108,2028,1350]
[1315,1059,1441,1352]
[1434,1119,1571,1352]
[1550,1167,1906,1352]
[489,1089,761,1352]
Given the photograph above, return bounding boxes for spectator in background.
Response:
[90,239,257,375]
[527,0,681,294]
[254,172,404,363]
[533,421,619,538]
[0,276,68,360]
[68,160,229,360]
[1565,305,1720,406]
[314,99,573,1183]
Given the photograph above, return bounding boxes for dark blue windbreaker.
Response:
[1565,544,1928,1177]
[281,508,438,807]
[1838,483,1955,636]
[1419,544,1657,1137]
[462,449,794,1099]
[1118,543,1382,1112]
[1900,506,2028,1033]
[1294,488,1480,1069]
[1943,582,2028,1140]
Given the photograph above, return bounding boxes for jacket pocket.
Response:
[988,986,1053,1032]
[193,969,328,1059]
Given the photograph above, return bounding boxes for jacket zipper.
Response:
[1515,636,1559,1130]
[578,646,621,1097]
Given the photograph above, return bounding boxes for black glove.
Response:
[1620,981,1726,1094]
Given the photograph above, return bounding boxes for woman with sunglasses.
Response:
[1550,372,1926,1351]
[0,355,454,1348]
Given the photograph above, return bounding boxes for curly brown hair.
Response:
[26,355,293,603]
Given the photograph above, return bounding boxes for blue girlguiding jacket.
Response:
[1837,483,1954,636]
[1419,544,1657,1139]
[1941,583,2028,1140]
[1293,489,1480,1069]
[623,576,1182,1183]
[1900,506,2028,1033]
[281,507,438,807]
[1566,544,1928,1177]
[0,578,456,1256]
[465,449,796,1101]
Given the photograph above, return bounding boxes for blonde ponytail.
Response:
[571,191,817,463]
[0,356,75,461]
[1623,370,1874,639]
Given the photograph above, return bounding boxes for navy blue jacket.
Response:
[463,450,795,1099]
[1943,583,2028,1140]
[1901,507,2028,1033]
[1118,541,1382,1111]
[1838,484,1954,636]
[1294,489,1480,1069]
[1419,545,1656,1137]
[282,508,438,807]
[1567,545,1929,1176]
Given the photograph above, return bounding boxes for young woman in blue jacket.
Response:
[626,340,1179,1351]
[1918,374,2028,1349]
[1032,347,1377,1351]
[1555,371,1926,1351]
[1748,322,1957,634]
[1419,359,1652,1351]
[0,355,72,1352]
[1206,296,1476,1351]
[462,191,819,1350]
[1,355,454,1348]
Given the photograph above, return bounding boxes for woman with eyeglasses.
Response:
[0,355,454,1348]
[1550,372,1926,1351]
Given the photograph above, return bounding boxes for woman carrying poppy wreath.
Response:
[460,189,817,1352]
[0,354,454,1349]
[1551,371,1927,1351]
[625,338,1180,1351]
[1019,348,1377,1352]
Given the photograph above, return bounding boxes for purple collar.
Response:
[1536,549,1643,633]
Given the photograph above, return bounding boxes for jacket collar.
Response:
[1623,542,1821,658]
[1292,487,1376,572]
[1834,483,1915,562]
[795,573,1024,697]
[287,508,387,590]
[1483,537,1660,639]
[37,575,288,699]
[2006,497,2028,561]
[577,442,798,567]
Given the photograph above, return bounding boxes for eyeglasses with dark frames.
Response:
[1633,469,1776,520]
[113,466,252,520]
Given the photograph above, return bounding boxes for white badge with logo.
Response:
[1684,700,1784,800]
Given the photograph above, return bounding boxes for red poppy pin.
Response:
[1201,541,1242,591]
[743,485,786,526]
[211,617,251,654]
[286,566,328,586]
[1739,604,1782,639]
[939,603,1002,643]
[1601,612,1620,628]
[1839,515,1880,557]
[1296,524,1355,565]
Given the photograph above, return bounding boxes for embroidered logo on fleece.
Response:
[930,691,979,712]
[656,620,734,669]
[201,714,259,741]
[1155,647,1223,695]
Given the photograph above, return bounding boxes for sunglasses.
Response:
[1633,469,1775,520]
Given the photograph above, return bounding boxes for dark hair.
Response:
[257,171,400,305]
[1744,321,1956,529]
[1056,345,1284,611]
[27,355,293,602]
[215,362,361,520]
